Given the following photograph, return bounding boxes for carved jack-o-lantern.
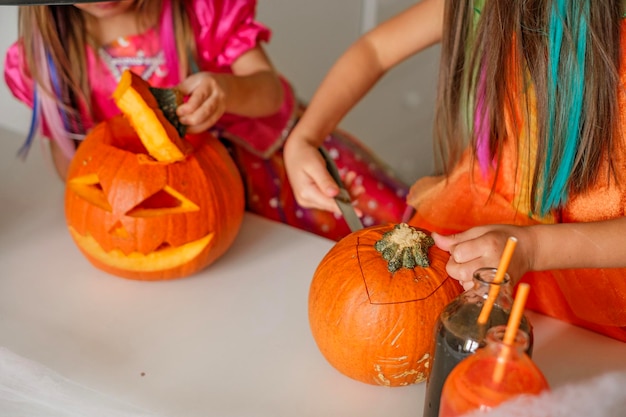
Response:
[64,70,245,280]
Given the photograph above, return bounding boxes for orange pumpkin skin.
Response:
[64,115,245,280]
[308,223,462,386]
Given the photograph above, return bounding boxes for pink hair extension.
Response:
[32,28,76,159]
[474,64,491,178]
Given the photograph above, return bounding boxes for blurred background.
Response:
[0,0,440,184]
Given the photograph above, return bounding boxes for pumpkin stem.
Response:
[149,86,186,138]
[374,223,435,272]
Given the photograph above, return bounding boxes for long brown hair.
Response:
[434,0,622,214]
[17,0,194,144]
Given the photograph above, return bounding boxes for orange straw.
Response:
[492,283,531,384]
[477,237,518,325]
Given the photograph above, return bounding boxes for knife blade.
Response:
[319,146,364,232]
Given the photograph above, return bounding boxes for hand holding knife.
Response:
[319,146,364,232]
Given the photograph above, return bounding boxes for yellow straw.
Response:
[477,237,518,325]
[492,283,531,384]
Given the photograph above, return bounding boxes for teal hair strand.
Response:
[541,0,590,215]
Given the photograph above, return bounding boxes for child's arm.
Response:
[433,218,626,289]
[175,45,283,134]
[283,0,445,214]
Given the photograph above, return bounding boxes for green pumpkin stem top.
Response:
[374,223,435,272]
[149,86,186,138]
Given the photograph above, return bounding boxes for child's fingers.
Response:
[299,183,342,215]
[181,96,224,130]
[177,87,210,116]
[350,202,363,218]
[343,170,356,185]
[432,231,455,251]
[445,256,483,289]
[176,73,215,116]
[348,184,365,199]
[295,176,339,214]
[317,174,340,199]
[341,170,364,198]
[289,156,341,213]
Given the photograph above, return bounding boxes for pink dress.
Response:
[4,0,409,241]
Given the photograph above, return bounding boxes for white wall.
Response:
[256,0,440,183]
[0,7,31,136]
[0,0,440,184]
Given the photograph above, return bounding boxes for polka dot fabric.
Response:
[222,125,410,242]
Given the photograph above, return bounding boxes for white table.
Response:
[1,126,625,416]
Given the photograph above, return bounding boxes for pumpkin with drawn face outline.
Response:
[64,70,245,280]
[308,223,462,386]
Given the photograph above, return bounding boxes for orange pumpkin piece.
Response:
[308,223,462,386]
[112,69,187,162]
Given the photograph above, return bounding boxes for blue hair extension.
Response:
[46,51,71,132]
[17,52,75,159]
[541,0,589,215]
[17,87,40,160]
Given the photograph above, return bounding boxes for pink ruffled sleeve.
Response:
[185,0,297,158]
[3,41,35,109]
[188,0,271,70]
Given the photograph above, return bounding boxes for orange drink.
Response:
[439,325,549,417]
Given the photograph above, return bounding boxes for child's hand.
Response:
[341,170,365,216]
[342,170,365,200]
[284,138,346,215]
[432,225,535,290]
[176,72,228,133]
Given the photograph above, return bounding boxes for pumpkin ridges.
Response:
[164,132,244,265]
[308,223,462,386]
[66,70,245,280]
[66,121,124,245]
[66,118,240,255]
[309,233,376,380]
[65,116,245,280]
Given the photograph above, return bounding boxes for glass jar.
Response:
[438,325,549,416]
[422,267,533,417]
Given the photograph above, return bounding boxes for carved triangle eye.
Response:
[67,174,112,212]
[126,185,199,218]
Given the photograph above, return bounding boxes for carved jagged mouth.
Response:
[68,227,213,272]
